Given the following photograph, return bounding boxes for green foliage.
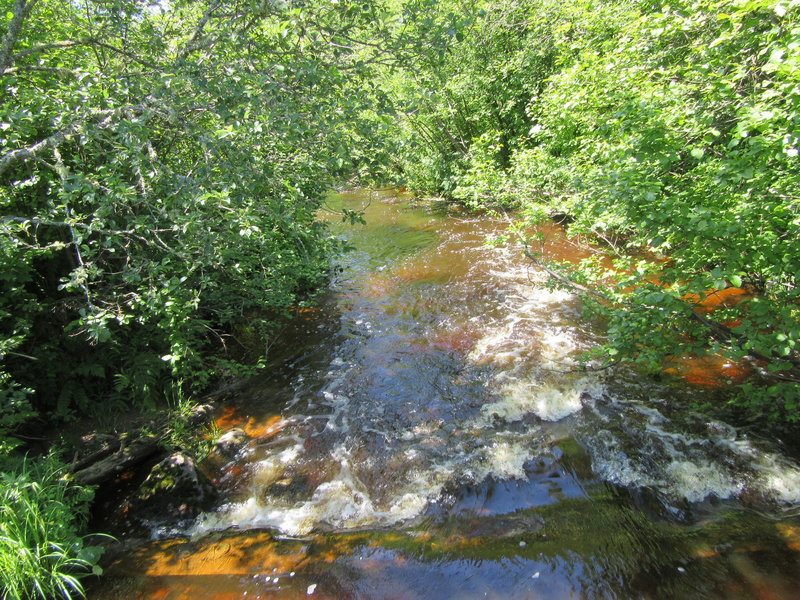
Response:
[736,381,800,422]
[162,382,217,459]
[387,0,800,418]
[0,456,103,600]
[0,0,796,461]
[526,0,800,406]
[0,4,406,584]
[452,131,519,208]
[0,0,397,422]
[385,0,564,197]
[0,371,33,451]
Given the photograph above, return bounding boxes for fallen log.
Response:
[68,404,216,486]
[68,435,121,474]
[66,378,249,486]
[70,433,163,486]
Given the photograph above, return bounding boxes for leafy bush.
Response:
[452,131,519,208]
[526,0,800,399]
[384,0,562,197]
[0,0,394,421]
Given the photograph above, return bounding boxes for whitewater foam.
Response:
[479,381,584,423]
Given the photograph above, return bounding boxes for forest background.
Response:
[1,0,798,596]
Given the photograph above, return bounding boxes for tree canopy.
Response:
[1,0,797,444]
[1,0,402,433]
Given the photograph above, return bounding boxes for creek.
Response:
[94,189,800,599]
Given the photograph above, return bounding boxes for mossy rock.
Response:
[132,452,218,522]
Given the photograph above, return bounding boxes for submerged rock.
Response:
[132,452,218,522]
[464,512,546,539]
[266,475,313,503]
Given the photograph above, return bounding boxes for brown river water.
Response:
[93,189,800,599]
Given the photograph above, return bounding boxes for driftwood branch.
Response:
[70,434,162,486]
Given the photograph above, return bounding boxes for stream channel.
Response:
[96,189,800,599]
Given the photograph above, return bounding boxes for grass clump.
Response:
[0,456,104,600]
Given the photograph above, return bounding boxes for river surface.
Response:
[96,189,800,599]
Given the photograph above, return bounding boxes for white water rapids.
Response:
[186,191,800,541]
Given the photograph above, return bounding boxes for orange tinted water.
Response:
[91,190,800,600]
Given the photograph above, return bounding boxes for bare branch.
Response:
[689,310,800,371]
[0,127,76,178]
[0,97,181,179]
[177,0,223,62]
[87,38,160,70]
[11,39,81,61]
[2,65,78,77]
[523,247,611,302]
[1,350,39,361]
[1,215,173,236]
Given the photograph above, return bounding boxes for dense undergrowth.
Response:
[0,0,395,595]
[0,456,102,600]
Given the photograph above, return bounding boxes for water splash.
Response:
[187,191,800,543]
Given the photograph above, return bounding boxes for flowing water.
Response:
[96,189,800,599]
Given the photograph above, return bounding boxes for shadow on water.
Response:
[92,189,800,599]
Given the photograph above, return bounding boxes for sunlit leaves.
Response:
[0,0,394,420]
[386,0,800,418]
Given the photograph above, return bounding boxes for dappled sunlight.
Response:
[776,524,800,552]
[110,532,308,578]
[7,0,799,595]
[246,415,287,440]
[214,407,286,440]
[214,406,243,431]
[684,287,751,314]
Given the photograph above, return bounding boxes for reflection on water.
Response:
[94,189,800,599]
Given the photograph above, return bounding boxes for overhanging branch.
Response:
[522,247,800,380]
[0,128,76,178]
